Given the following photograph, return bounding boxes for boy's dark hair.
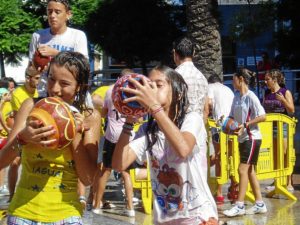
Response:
[208,74,222,84]
[172,36,195,59]
[47,0,71,10]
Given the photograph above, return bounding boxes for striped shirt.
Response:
[176,61,208,116]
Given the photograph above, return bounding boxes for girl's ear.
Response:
[67,10,72,21]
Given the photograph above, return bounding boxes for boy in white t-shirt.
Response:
[29,0,89,97]
[207,74,234,204]
[112,65,218,225]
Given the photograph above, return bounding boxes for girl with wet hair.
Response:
[112,65,218,225]
[49,51,90,113]
[0,51,100,224]
[146,65,189,150]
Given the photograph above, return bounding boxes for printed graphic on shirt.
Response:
[151,159,200,216]
[153,164,183,214]
[263,99,285,113]
[51,44,75,52]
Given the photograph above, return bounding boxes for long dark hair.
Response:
[47,0,71,11]
[146,65,189,151]
[48,51,90,113]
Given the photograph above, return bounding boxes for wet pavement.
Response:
[0,165,299,225]
[79,176,300,225]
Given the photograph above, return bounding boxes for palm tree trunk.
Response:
[0,52,6,78]
[186,0,223,79]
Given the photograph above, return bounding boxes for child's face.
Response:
[148,69,172,111]
[232,75,241,91]
[8,82,15,92]
[264,74,275,89]
[47,63,78,105]
[47,1,70,32]
[26,74,41,89]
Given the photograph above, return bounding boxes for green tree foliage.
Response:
[86,0,184,73]
[71,0,102,28]
[22,0,101,29]
[228,0,275,42]
[0,0,42,76]
[22,0,48,27]
[276,0,300,68]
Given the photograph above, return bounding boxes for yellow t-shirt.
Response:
[8,144,82,222]
[11,85,38,112]
[92,85,110,100]
[92,85,110,136]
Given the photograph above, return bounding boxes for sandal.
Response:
[101,201,116,209]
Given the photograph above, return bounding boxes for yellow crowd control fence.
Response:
[129,162,152,214]
[130,120,153,214]
[208,113,297,202]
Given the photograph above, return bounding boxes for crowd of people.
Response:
[0,0,297,224]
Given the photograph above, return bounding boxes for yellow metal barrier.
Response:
[129,165,152,214]
[207,113,297,202]
[207,120,232,188]
[129,119,153,214]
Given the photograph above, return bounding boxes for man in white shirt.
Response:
[207,74,234,203]
[208,74,234,122]
[173,37,209,121]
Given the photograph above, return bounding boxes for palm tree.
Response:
[186,0,223,79]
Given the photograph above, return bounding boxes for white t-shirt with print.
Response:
[29,27,89,97]
[229,90,266,143]
[130,112,217,223]
[29,27,88,60]
[208,82,234,121]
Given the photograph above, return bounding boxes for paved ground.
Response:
[0,106,299,225]
[0,162,299,225]
[79,175,300,225]
[1,175,299,225]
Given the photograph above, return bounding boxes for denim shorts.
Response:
[7,215,82,225]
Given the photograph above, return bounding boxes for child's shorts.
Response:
[239,139,262,165]
[7,215,82,225]
[102,138,116,168]
[156,217,218,225]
